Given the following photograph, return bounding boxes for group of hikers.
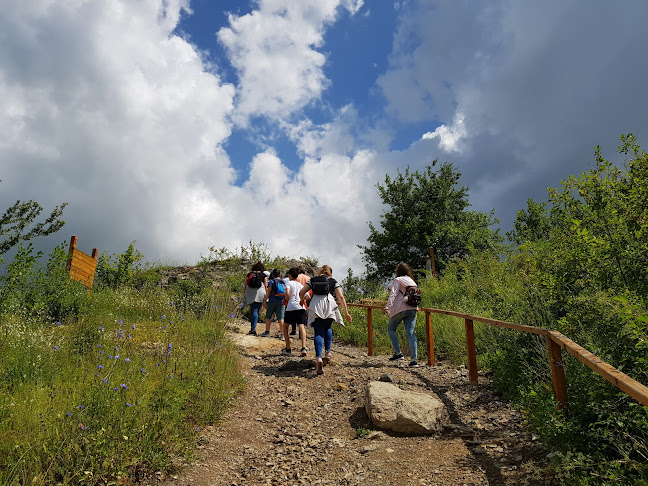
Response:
[241,262,421,374]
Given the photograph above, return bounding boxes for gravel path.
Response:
[158,319,552,485]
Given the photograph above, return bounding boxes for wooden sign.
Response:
[66,235,98,291]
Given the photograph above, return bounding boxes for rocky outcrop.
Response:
[365,380,449,435]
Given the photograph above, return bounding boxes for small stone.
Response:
[378,373,393,382]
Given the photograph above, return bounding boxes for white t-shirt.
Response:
[285,279,305,311]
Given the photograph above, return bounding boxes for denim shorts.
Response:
[265,300,285,321]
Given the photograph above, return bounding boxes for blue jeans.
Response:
[313,318,334,358]
[249,301,262,332]
[388,310,418,360]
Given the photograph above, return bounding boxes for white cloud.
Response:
[217,0,362,124]
[422,113,466,153]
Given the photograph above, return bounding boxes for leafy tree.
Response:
[506,198,552,244]
[360,161,502,279]
[0,199,68,255]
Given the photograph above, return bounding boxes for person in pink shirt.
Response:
[382,262,419,367]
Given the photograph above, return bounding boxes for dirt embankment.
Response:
[158,317,552,486]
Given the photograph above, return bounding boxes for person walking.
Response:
[291,267,311,335]
[243,262,268,335]
[284,268,308,356]
[383,262,419,367]
[261,269,288,346]
[299,265,351,375]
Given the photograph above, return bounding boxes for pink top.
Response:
[385,276,418,318]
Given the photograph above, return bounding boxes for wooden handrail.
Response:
[347,302,648,410]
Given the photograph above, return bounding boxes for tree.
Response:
[506,199,552,245]
[359,162,502,280]
[0,199,68,255]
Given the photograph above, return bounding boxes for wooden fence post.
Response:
[547,334,569,412]
[367,307,374,356]
[425,310,435,366]
[465,318,478,385]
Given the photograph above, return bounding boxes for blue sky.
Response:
[2,1,648,275]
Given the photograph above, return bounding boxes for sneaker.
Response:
[281,348,292,356]
[322,351,332,365]
[248,330,257,336]
[315,358,324,375]
[388,353,404,361]
[289,330,297,336]
[300,347,307,357]
[408,360,419,367]
[260,331,270,337]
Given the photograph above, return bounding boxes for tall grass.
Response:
[0,245,244,484]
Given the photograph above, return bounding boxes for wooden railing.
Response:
[348,302,648,411]
[66,235,98,292]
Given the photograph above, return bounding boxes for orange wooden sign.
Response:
[66,235,98,291]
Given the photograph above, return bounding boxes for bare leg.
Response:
[282,321,291,349]
[298,324,307,349]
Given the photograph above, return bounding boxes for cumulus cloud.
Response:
[217,0,363,124]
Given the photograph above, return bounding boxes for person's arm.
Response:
[263,279,271,306]
[299,281,311,304]
[383,280,398,315]
[334,286,352,323]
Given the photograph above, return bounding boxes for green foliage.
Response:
[341,268,385,303]
[0,199,67,255]
[0,260,243,484]
[95,241,144,289]
[360,162,502,280]
[0,242,89,323]
[202,240,272,268]
[414,134,648,484]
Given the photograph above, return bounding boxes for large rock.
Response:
[365,381,448,435]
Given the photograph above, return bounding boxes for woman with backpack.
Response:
[261,269,289,346]
[383,262,419,367]
[299,265,352,375]
[243,261,268,335]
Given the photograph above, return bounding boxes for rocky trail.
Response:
[160,317,552,485]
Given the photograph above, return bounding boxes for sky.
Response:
[2,0,647,276]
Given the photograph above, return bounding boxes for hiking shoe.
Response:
[281,348,292,356]
[260,331,270,337]
[300,347,307,357]
[388,353,404,361]
[408,360,419,367]
[315,358,324,375]
[248,330,257,336]
[290,330,297,336]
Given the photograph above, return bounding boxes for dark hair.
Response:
[251,261,265,272]
[395,262,414,279]
[270,268,281,279]
[287,267,299,279]
[318,265,332,277]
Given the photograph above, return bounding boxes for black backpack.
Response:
[401,285,422,306]
[310,276,333,295]
[247,271,264,289]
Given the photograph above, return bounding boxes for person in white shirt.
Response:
[283,268,308,356]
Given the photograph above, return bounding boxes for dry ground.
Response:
[157,318,554,486]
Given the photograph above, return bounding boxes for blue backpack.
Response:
[270,279,286,300]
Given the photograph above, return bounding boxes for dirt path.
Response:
[159,319,551,485]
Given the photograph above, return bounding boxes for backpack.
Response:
[401,285,422,306]
[247,271,264,289]
[310,276,332,295]
[270,279,286,299]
